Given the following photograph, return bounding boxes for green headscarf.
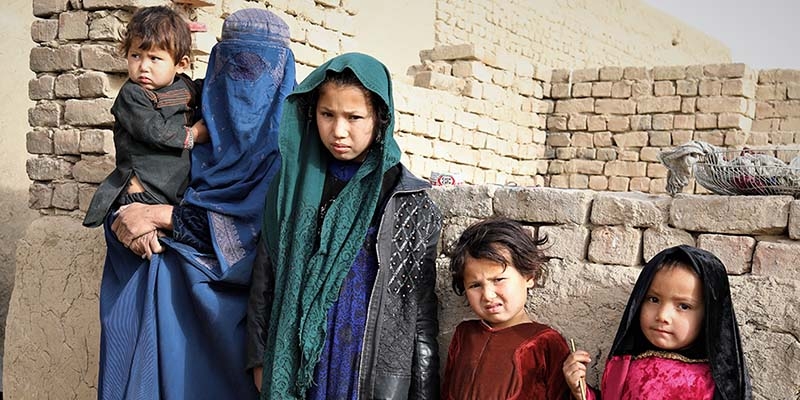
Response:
[260,53,401,398]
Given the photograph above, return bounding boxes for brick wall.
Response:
[434,0,731,69]
[431,185,799,400]
[405,47,800,195]
[28,0,795,214]
[25,0,358,215]
[10,1,800,398]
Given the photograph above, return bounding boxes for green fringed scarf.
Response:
[260,53,401,399]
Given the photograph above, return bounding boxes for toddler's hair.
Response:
[121,6,192,64]
[301,68,391,139]
[449,217,548,295]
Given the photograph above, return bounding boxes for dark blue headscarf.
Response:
[183,9,296,272]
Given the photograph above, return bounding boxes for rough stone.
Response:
[554,98,594,114]
[73,154,114,184]
[28,101,61,127]
[493,187,594,225]
[728,276,800,400]
[572,82,592,97]
[642,226,695,261]
[591,81,612,98]
[53,129,81,155]
[789,200,800,240]
[64,98,115,127]
[32,0,69,16]
[27,129,53,154]
[55,73,80,98]
[697,234,755,274]
[82,0,165,8]
[29,75,55,100]
[587,225,641,266]
[52,182,79,210]
[594,99,636,115]
[58,11,89,40]
[752,240,800,279]
[590,192,670,228]
[80,44,127,73]
[527,258,641,386]
[611,81,632,98]
[671,194,791,235]
[696,97,748,114]
[538,224,589,260]
[428,185,494,219]
[637,96,681,114]
[652,65,685,80]
[89,10,128,41]
[29,45,81,72]
[26,157,73,181]
[629,115,651,131]
[653,80,675,96]
[599,66,623,81]
[31,19,59,42]
[79,71,114,98]
[4,217,104,399]
[623,67,650,80]
[611,131,648,148]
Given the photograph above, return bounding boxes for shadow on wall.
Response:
[0,187,38,392]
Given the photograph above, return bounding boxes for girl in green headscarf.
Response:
[246,53,442,400]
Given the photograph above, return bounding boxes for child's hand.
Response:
[253,366,263,392]
[562,350,591,399]
[192,119,209,144]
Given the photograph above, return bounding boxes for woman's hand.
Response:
[127,229,164,259]
[562,350,591,399]
[111,203,174,257]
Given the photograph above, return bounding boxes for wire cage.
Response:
[692,148,800,197]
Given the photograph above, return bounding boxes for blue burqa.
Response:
[97,9,295,399]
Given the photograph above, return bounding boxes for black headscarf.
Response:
[608,245,752,400]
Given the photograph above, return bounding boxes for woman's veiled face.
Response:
[316,82,377,162]
[639,264,705,351]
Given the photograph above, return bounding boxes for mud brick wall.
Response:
[431,186,799,400]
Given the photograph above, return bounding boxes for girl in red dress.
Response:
[442,217,570,400]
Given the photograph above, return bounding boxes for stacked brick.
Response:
[25,0,357,215]
[27,0,133,215]
[753,69,800,143]
[545,64,761,194]
[435,186,799,277]
[434,0,730,70]
[23,0,800,212]
[430,185,800,400]
[401,44,551,186]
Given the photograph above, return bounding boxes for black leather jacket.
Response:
[247,165,442,399]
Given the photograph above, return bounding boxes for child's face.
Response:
[316,82,377,162]
[639,264,705,351]
[462,253,534,329]
[126,39,189,90]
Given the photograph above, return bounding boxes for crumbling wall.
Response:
[434,0,731,69]
[8,0,800,398]
[431,186,799,400]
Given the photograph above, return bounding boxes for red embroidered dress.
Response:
[442,319,570,400]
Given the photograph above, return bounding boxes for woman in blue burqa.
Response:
[98,9,295,399]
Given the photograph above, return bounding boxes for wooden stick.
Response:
[569,339,587,400]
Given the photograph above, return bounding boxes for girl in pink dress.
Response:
[563,245,751,400]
